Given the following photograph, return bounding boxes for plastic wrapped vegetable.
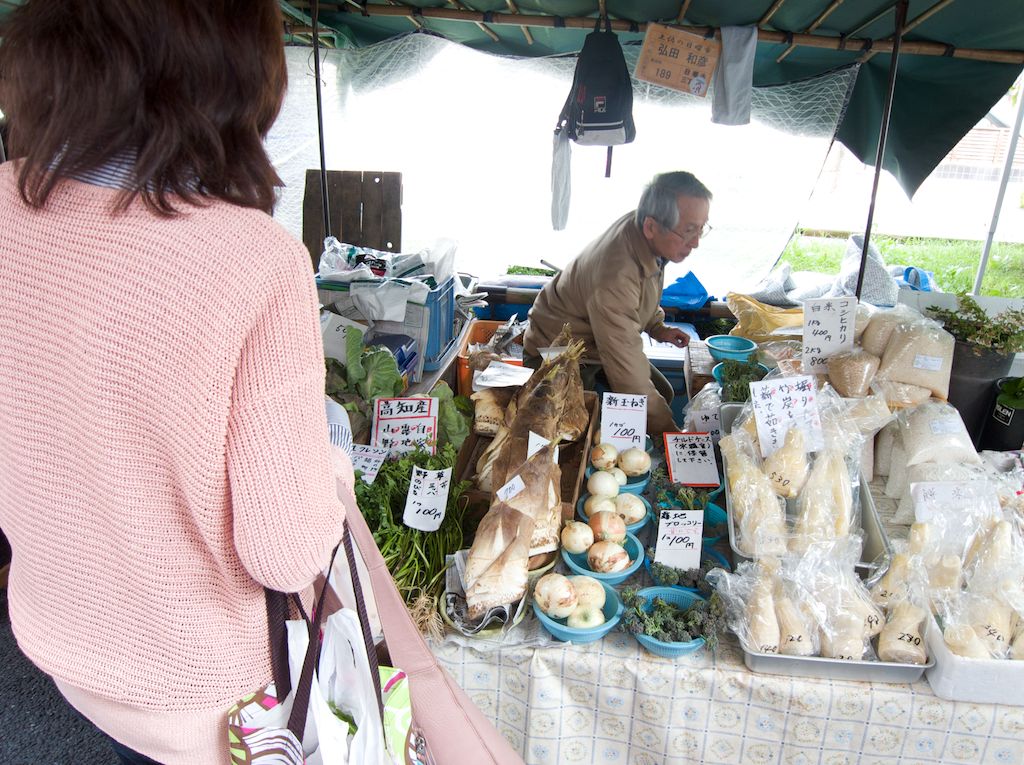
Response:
[791,449,854,553]
[748,559,783,654]
[720,432,787,556]
[762,426,810,499]
[877,600,928,664]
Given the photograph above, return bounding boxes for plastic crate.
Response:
[422,275,457,371]
[455,318,524,396]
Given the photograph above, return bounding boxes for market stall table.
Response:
[430,484,1024,765]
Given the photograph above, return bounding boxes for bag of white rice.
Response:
[845,394,896,437]
[860,304,922,357]
[861,437,874,483]
[871,379,933,410]
[884,439,908,499]
[874,420,898,478]
[875,320,954,400]
[892,462,992,525]
[827,348,880,398]
[898,400,980,467]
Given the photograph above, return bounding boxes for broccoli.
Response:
[619,588,726,649]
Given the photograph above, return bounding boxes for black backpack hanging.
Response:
[555,15,636,176]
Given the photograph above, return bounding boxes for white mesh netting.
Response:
[268,36,858,295]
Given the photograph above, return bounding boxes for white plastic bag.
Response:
[898,400,980,467]
[313,609,388,765]
[875,320,955,400]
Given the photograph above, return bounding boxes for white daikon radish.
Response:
[878,601,928,665]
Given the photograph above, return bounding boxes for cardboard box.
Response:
[684,339,716,399]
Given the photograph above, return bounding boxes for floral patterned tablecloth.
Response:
[432,484,1024,765]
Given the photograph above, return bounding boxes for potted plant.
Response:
[927,293,1024,443]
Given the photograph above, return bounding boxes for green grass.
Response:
[779,234,1024,298]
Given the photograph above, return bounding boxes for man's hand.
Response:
[650,325,690,349]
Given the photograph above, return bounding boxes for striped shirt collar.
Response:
[68,152,137,191]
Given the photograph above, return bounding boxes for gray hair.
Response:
[635,171,713,229]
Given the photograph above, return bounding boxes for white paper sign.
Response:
[750,375,824,458]
[802,296,857,373]
[496,475,526,502]
[527,431,559,462]
[371,397,439,457]
[602,392,648,451]
[687,408,721,444]
[350,444,389,484]
[471,361,534,391]
[664,433,720,487]
[402,466,452,531]
[654,509,704,571]
[910,480,1001,523]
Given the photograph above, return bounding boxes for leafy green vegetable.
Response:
[928,293,1024,354]
[429,381,472,450]
[359,346,405,401]
[327,701,358,736]
[506,265,556,276]
[621,587,726,650]
[720,358,768,403]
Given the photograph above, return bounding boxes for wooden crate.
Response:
[454,391,598,535]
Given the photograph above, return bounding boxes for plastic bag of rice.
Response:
[884,439,908,499]
[898,400,981,467]
[871,380,933,410]
[892,462,992,525]
[874,420,899,478]
[875,320,954,400]
[860,304,923,357]
[827,348,881,398]
[844,394,896,437]
[861,437,874,483]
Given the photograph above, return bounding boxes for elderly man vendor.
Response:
[524,171,712,435]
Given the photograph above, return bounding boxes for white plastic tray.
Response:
[924,614,1024,705]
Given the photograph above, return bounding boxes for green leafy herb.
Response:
[720,358,768,403]
[506,265,556,276]
[927,293,1024,355]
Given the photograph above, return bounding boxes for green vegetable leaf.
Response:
[430,381,472,450]
[359,347,404,401]
[345,325,367,389]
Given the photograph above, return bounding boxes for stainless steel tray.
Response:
[743,648,934,684]
[719,403,891,571]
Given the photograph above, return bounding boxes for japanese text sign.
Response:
[635,24,721,97]
[750,375,824,458]
[528,431,559,463]
[802,296,857,373]
[402,466,452,532]
[350,444,390,485]
[687,407,721,444]
[372,397,438,457]
[664,432,720,487]
[654,509,704,571]
[910,481,1001,524]
[602,392,648,451]
[496,474,526,502]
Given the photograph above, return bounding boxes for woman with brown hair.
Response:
[0,2,352,763]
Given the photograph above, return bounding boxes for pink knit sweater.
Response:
[0,165,349,753]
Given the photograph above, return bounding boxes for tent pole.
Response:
[972,80,1024,296]
[311,0,333,239]
[855,0,908,300]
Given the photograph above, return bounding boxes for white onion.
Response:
[614,494,647,524]
[609,467,628,486]
[560,521,594,555]
[533,573,578,619]
[567,604,606,629]
[569,575,606,610]
[588,510,626,544]
[590,443,619,471]
[587,470,620,498]
[587,540,630,573]
[583,495,617,517]
[617,447,652,477]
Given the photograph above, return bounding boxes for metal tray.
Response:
[719,403,891,570]
[743,647,934,684]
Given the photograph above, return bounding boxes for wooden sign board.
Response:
[635,24,721,97]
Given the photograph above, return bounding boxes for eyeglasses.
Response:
[663,221,712,242]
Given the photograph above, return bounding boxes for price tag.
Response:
[664,433,720,487]
[654,509,703,571]
[910,481,1000,523]
[750,375,824,458]
[635,24,721,97]
[471,361,534,391]
[371,397,439,457]
[527,431,559,462]
[538,346,569,361]
[350,444,389,484]
[802,296,857,373]
[496,475,526,502]
[402,466,452,532]
[687,408,721,444]
[601,392,648,452]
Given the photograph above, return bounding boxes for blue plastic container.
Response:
[703,502,728,545]
[629,587,707,658]
[422,275,457,370]
[561,532,644,586]
[712,362,770,386]
[704,334,757,362]
[532,581,623,643]
[576,494,652,534]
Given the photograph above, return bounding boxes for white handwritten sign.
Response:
[496,474,526,502]
[686,407,721,444]
[371,397,439,457]
[472,361,534,391]
[528,431,558,462]
[750,375,824,458]
[654,509,704,571]
[910,481,1000,524]
[602,392,648,451]
[402,466,452,532]
[635,24,721,97]
[802,296,857,373]
[664,432,720,487]
[350,444,390,485]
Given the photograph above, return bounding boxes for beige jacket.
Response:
[524,211,676,434]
